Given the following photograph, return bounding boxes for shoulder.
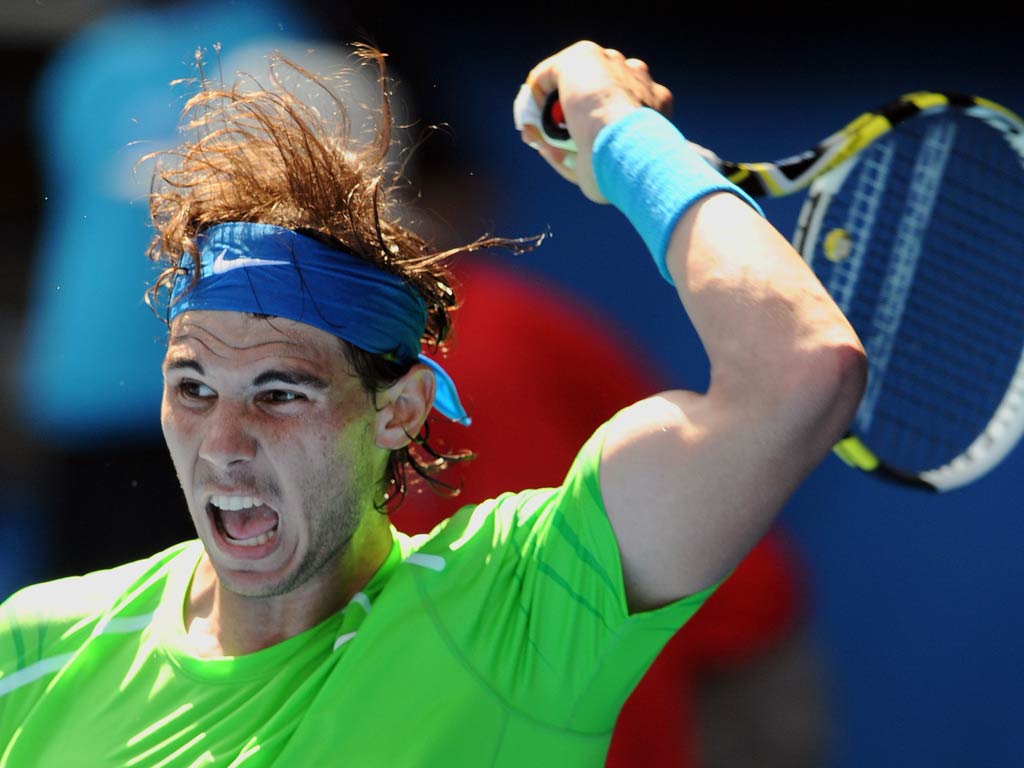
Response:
[1,542,199,651]
[398,423,612,595]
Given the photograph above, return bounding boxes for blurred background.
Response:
[0,2,1021,766]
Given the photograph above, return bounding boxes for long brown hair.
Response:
[145,44,539,509]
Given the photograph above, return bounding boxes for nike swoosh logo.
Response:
[210,248,290,274]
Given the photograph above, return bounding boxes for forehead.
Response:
[165,310,347,371]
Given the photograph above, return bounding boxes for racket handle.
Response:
[513,85,726,172]
[513,85,577,151]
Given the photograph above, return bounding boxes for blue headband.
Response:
[168,222,470,426]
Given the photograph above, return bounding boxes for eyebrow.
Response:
[163,358,329,390]
[164,357,203,375]
[252,370,329,390]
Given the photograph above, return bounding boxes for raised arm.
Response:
[520,42,867,610]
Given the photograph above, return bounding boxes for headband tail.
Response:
[418,355,471,426]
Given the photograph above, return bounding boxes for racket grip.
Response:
[514,85,728,172]
[513,85,578,151]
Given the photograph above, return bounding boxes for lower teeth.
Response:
[212,505,279,547]
[225,527,278,547]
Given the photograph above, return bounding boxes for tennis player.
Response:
[0,41,865,765]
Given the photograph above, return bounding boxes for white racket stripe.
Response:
[826,142,894,315]
[856,121,957,432]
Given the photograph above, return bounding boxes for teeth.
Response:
[225,528,278,547]
[210,495,261,511]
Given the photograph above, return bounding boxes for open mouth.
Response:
[208,495,280,548]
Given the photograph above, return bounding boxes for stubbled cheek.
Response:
[333,414,387,484]
[161,406,199,476]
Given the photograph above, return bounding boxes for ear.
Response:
[374,363,436,450]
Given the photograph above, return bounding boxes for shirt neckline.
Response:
[152,532,404,682]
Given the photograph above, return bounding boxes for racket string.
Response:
[807,108,1024,474]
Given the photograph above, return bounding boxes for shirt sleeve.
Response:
[0,580,77,735]
[411,420,722,734]
[0,549,184,734]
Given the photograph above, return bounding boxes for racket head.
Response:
[793,93,1024,491]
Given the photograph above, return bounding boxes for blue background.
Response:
[1,4,1020,766]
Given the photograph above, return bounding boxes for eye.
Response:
[260,389,306,404]
[179,380,215,400]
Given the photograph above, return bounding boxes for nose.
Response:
[198,401,258,469]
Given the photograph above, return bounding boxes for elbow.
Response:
[792,337,868,445]
[830,339,868,421]
[712,319,868,451]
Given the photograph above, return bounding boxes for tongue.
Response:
[219,506,279,540]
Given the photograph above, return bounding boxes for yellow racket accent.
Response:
[747,163,787,196]
[823,228,852,262]
[830,112,893,166]
[724,164,753,186]
[904,91,952,111]
[833,435,881,471]
[975,95,1024,124]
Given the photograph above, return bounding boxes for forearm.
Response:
[594,108,865,442]
[668,193,863,420]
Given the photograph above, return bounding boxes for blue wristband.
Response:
[593,108,764,284]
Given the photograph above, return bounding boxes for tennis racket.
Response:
[514,87,1024,492]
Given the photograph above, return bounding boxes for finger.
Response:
[537,145,579,185]
[652,83,674,117]
[625,57,649,73]
[521,123,544,150]
[525,54,562,105]
[526,40,605,103]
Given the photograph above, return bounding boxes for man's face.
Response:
[161,310,388,598]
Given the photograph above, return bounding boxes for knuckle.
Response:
[572,40,602,54]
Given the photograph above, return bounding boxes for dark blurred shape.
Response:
[12,0,320,580]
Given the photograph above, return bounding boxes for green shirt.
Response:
[0,426,717,766]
